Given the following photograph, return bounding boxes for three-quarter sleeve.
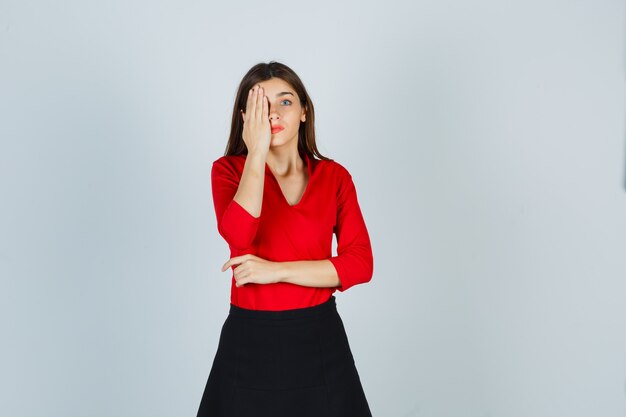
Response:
[211,158,261,250]
[328,165,374,292]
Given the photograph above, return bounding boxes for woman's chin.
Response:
[269,137,293,147]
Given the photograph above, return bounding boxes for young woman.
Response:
[196,61,374,417]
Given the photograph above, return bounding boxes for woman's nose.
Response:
[269,108,280,119]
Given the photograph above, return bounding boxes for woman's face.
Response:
[255,77,306,148]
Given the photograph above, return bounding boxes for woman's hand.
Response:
[221,254,281,287]
[241,85,271,154]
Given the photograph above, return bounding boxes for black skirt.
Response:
[196,295,373,417]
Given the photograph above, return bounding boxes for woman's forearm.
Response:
[277,259,341,288]
[233,150,267,218]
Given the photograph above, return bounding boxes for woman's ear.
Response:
[301,107,306,122]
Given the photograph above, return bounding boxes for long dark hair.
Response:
[223,61,332,163]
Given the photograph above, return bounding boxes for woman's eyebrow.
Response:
[275,92,295,97]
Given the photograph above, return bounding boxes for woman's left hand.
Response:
[221,254,281,287]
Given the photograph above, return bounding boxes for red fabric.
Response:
[211,153,374,311]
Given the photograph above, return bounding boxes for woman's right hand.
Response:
[241,85,271,155]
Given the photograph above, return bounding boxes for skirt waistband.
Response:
[229,295,336,320]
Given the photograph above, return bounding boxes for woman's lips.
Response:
[271,126,284,134]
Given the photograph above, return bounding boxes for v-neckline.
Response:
[265,153,312,208]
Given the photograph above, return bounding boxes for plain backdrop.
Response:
[1,0,625,416]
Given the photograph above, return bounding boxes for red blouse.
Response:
[211,152,373,311]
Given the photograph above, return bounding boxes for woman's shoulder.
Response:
[211,155,246,180]
[213,154,245,165]
[212,154,246,170]
[319,157,351,178]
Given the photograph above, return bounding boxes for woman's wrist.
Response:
[273,261,290,283]
[247,149,268,162]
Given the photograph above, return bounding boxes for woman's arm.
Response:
[222,255,340,288]
[235,85,272,217]
[326,166,374,292]
[211,155,265,250]
[212,85,271,250]
[276,259,341,288]
[232,150,267,218]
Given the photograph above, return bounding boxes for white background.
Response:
[1,0,625,416]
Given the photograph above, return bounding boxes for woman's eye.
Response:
[281,100,292,105]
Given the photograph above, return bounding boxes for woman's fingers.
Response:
[232,261,247,285]
[242,88,251,120]
[244,85,266,121]
[225,254,253,271]
[262,90,268,120]
[246,86,256,120]
[255,86,264,120]
[241,85,270,152]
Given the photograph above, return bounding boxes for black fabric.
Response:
[196,295,373,417]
